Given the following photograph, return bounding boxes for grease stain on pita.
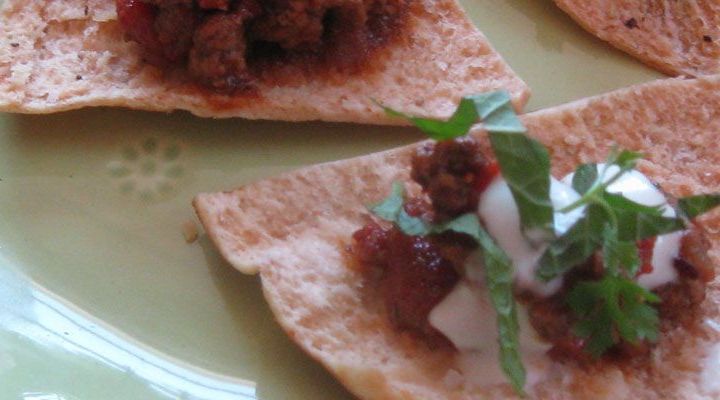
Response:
[106,137,186,202]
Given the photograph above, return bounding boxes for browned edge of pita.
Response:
[193,75,720,399]
[554,0,720,77]
[0,0,529,124]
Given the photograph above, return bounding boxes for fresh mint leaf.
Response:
[453,218,526,395]
[536,204,607,281]
[603,193,686,241]
[437,213,483,239]
[396,209,430,236]
[370,182,405,221]
[571,163,598,194]
[379,91,525,140]
[489,131,554,239]
[380,98,479,141]
[568,275,659,358]
[601,225,640,277]
[678,193,720,219]
[613,149,643,170]
[464,91,525,133]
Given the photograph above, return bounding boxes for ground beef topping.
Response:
[116,0,408,93]
[411,137,497,220]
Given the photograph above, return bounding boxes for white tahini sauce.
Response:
[429,278,551,388]
[477,176,584,296]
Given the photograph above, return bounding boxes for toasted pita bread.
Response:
[0,0,529,124]
[194,76,720,399]
[554,0,720,77]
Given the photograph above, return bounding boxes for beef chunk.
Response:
[250,0,332,50]
[656,278,706,329]
[678,225,716,283]
[321,3,371,68]
[188,12,253,92]
[154,3,196,62]
[198,0,231,9]
[411,137,490,219]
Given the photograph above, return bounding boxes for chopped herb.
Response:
[612,148,643,169]
[536,203,607,281]
[396,208,431,236]
[489,130,554,240]
[571,163,598,194]
[370,181,405,222]
[603,192,685,241]
[568,275,659,358]
[380,99,479,141]
[379,91,525,140]
[678,194,720,219]
[559,150,642,214]
[369,182,430,236]
[601,225,640,277]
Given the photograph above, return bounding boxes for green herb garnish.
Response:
[601,225,640,277]
[370,181,405,221]
[678,194,720,219]
[570,163,598,194]
[537,154,718,354]
[379,92,525,141]
[567,275,660,358]
[456,217,526,395]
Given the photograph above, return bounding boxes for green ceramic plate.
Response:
[0,1,661,399]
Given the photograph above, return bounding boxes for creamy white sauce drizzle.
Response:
[429,278,551,388]
[638,231,682,289]
[477,176,583,296]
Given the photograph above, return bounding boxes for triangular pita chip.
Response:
[555,0,720,77]
[194,76,720,398]
[0,0,529,124]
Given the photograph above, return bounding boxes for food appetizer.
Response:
[195,76,720,398]
[555,0,720,77]
[0,0,528,123]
